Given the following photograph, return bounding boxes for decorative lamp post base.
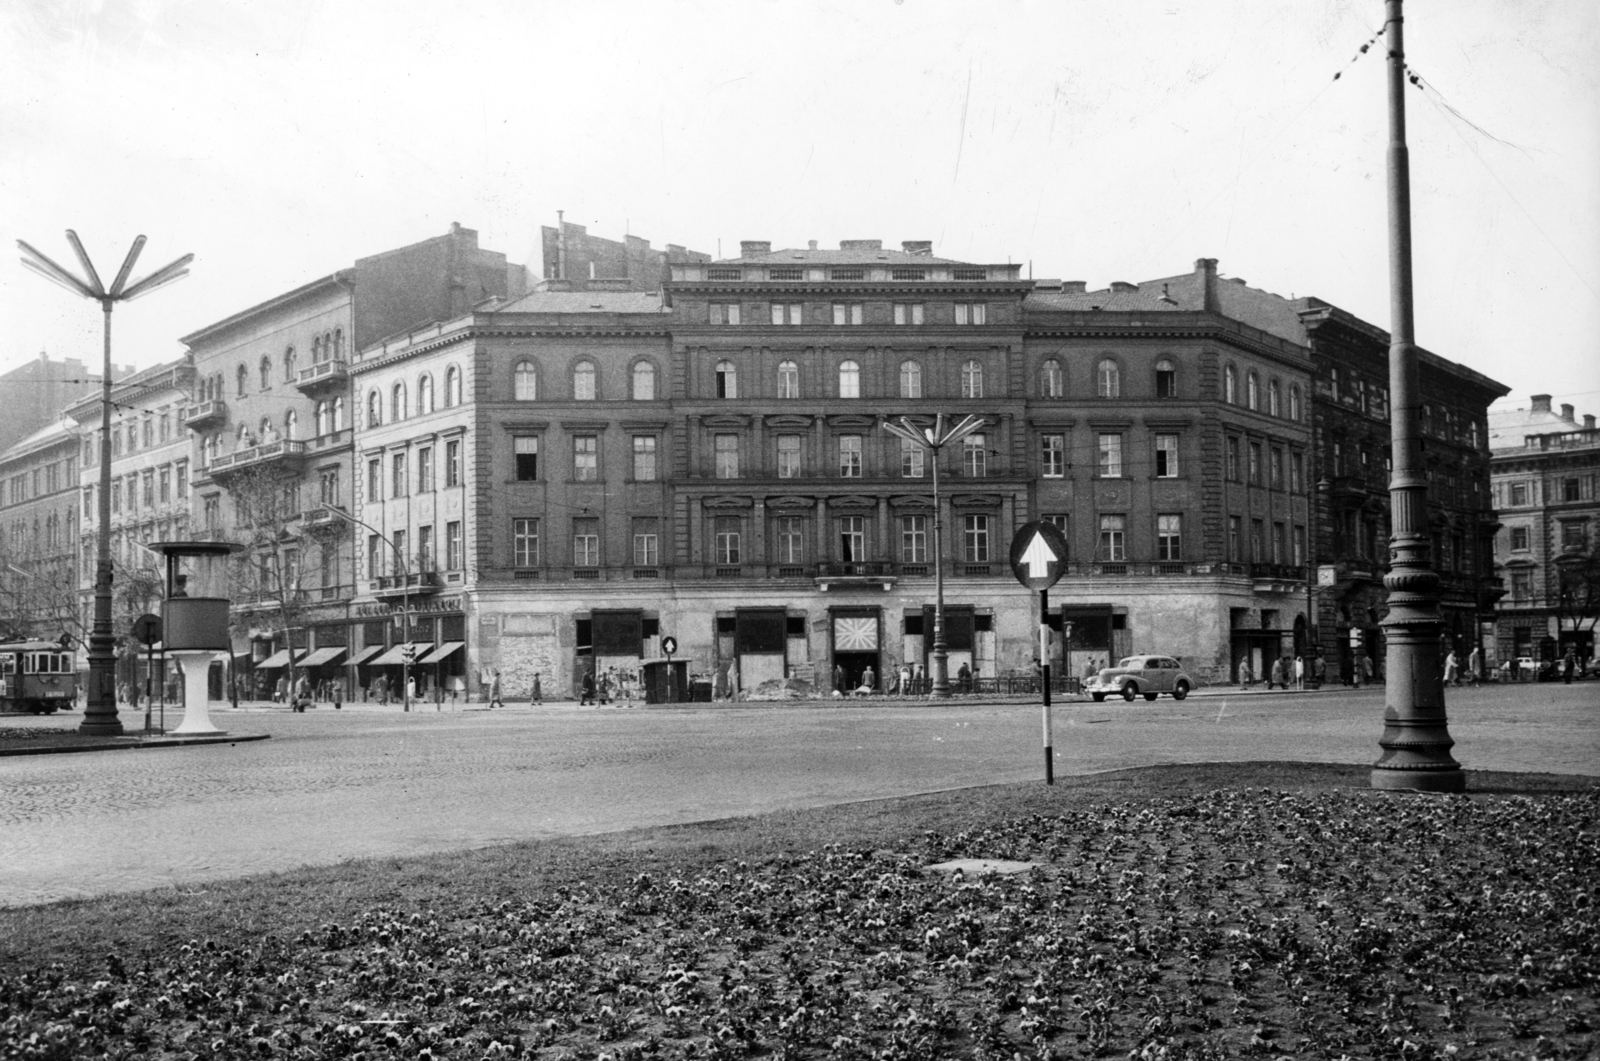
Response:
[170,650,225,736]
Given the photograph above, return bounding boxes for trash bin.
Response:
[690,678,713,703]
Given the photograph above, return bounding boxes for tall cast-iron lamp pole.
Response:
[1373,0,1465,792]
[324,506,411,712]
[881,413,987,698]
[17,233,193,737]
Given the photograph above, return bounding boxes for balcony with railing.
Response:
[184,399,227,430]
[815,560,896,591]
[205,438,308,477]
[370,571,442,600]
[295,358,350,396]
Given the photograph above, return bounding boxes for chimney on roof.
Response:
[1110,281,1137,293]
[839,239,883,251]
[1064,281,1087,294]
[740,241,771,258]
[1531,394,1552,413]
[1586,414,1597,430]
[1560,403,1575,421]
[1195,258,1219,313]
[808,240,818,250]
[901,240,933,255]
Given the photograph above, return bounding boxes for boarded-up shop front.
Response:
[590,609,643,694]
[1060,605,1125,673]
[921,604,975,680]
[735,608,787,692]
[830,606,881,693]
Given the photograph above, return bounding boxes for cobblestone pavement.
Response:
[1,684,1594,907]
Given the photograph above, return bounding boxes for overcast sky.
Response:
[3,0,1596,416]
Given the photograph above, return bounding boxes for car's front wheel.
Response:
[1172,681,1190,701]
[1121,684,1137,702]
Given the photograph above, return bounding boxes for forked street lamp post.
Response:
[882,413,987,699]
[17,233,193,737]
[325,506,410,712]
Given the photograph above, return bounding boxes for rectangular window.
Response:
[777,435,802,478]
[1248,442,1262,484]
[514,436,539,481]
[1044,514,1070,555]
[1293,524,1306,566]
[839,435,863,477]
[632,436,657,481]
[1510,526,1530,551]
[1154,434,1178,478]
[1291,452,1304,493]
[446,521,461,570]
[417,446,434,492]
[1041,434,1065,478]
[158,466,171,503]
[770,302,803,325]
[573,436,598,481]
[513,518,540,567]
[893,303,925,325]
[1226,437,1240,481]
[391,530,406,576]
[831,303,864,326]
[900,515,927,563]
[1157,514,1182,561]
[954,302,987,325]
[1272,522,1286,564]
[900,438,925,478]
[1251,518,1265,562]
[714,433,740,479]
[417,525,434,571]
[445,440,461,487]
[1564,478,1582,502]
[368,534,382,579]
[710,302,741,325]
[713,516,741,564]
[319,468,340,507]
[1561,521,1587,550]
[1228,515,1242,561]
[1510,482,1528,506]
[633,517,660,566]
[1098,433,1123,478]
[1511,569,1532,599]
[775,516,804,563]
[963,434,987,477]
[1270,448,1284,490]
[1099,514,1126,561]
[963,514,991,562]
[392,453,408,497]
[838,516,865,562]
[573,518,599,566]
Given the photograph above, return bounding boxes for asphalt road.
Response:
[1,683,1595,908]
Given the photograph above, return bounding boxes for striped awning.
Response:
[415,641,464,665]
[297,647,348,668]
[347,645,386,667]
[257,649,305,669]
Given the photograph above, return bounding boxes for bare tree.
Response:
[1555,544,1600,650]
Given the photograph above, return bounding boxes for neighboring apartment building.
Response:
[539,215,711,290]
[1490,395,1600,666]
[67,358,195,658]
[0,418,81,640]
[0,352,122,455]
[1149,262,1509,681]
[179,224,521,691]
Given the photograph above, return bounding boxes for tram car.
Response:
[0,639,79,714]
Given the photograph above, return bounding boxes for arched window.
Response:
[283,347,296,383]
[418,373,434,414]
[332,329,343,359]
[237,365,248,398]
[573,360,597,401]
[1155,358,1176,398]
[315,401,329,437]
[839,360,861,399]
[259,416,273,441]
[260,356,272,391]
[632,361,655,401]
[392,382,408,421]
[714,360,737,399]
[900,360,922,398]
[1268,379,1281,417]
[961,359,983,399]
[332,396,345,431]
[367,390,382,428]
[777,360,799,399]
[444,365,461,408]
[1246,371,1259,411]
[1288,384,1302,422]
[237,423,250,445]
[284,409,298,440]
[1225,365,1237,404]
[1096,358,1120,398]
[514,360,538,401]
[1040,358,1063,398]
[312,336,323,364]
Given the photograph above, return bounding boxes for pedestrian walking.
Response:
[1293,655,1305,689]
[1237,658,1253,689]
[834,662,846,695]
[1562,649,1577,685]
[898,663,911,697]
[956,661,971,693]
[580,670,596,705]
[861,664,876,694]
[332,677,343,710]
[531,671,543,705]
[1444,651,1460,686]
[293,674,311,713]
[1360,655,1375,686]
[1269,657,1286,690]
[1467,647,1481,686]
[488,669,502,709]
[374,674,388,705]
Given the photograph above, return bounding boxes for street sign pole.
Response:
[1040,588,1053,785]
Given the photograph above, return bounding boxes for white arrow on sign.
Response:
[1021,530,1059,578]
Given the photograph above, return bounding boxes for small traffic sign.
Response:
[132,613,162,646]
[402,644,417,664]
[661,636,677,657]
[1009,521,1069,591]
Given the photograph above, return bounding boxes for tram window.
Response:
[0,656,14,675]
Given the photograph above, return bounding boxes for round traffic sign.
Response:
[132,613,162,646]
[1009,521,1069,591]
[661,636,678,657]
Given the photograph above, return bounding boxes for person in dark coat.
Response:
[833,662,846,694]
[580,670,596,705]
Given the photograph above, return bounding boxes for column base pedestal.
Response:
[170,650,225,736]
